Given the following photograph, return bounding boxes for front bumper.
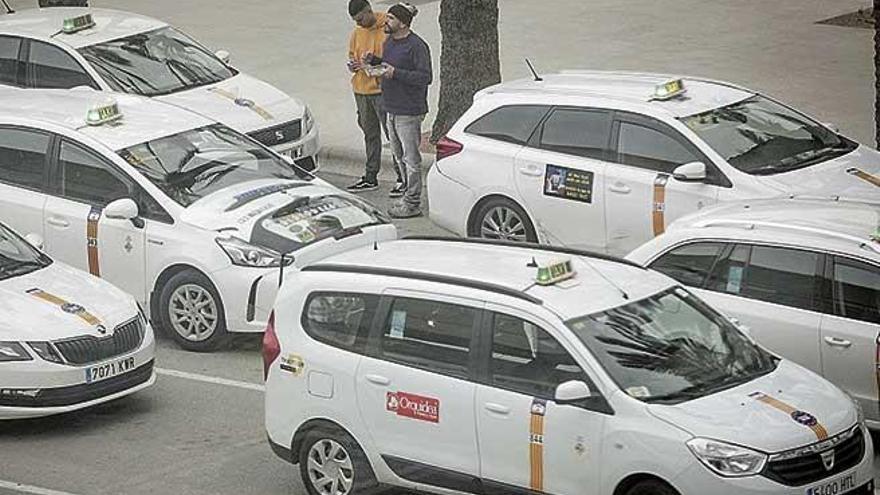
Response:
[271,124,320,171]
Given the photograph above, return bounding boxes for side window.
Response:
[832,258,880,325]
[0,36,22,86]
[59,140,130,206]
[28,41,96,89]
[464,105,549,145]
[649,242,724,288]
[538,108,611,160]
[616,121,699,173]
[0,128,50,191]
[490,312,590,399]
[302,292,380,353]
[378,297,478,380]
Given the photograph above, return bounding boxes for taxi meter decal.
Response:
[86,206,102,277]
[749,392,828,441]
[26,288,102,326]
[543,165,593,203]
[209,87,274,121]
[386,391,440,423]
[847,167,880,189]
[652,173,670,237]
[528,398,547,492]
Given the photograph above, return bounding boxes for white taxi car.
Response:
[627,197,880,428]
[0,7,319,170]
[0,88,395,352]
[0,220,154,419]
[427,71,880,255]
[265,237,873,495]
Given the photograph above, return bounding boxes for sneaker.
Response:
[388,202,422,219]
[346,177,378,193]
[389,181,406,198]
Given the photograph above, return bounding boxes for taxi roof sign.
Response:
[85,100,122,126]
[650,79,687,101]
[535,258,576,286]
[62,14,96,34]
[871,227,880,243]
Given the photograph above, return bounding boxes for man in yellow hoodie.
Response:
[346,0,403,194]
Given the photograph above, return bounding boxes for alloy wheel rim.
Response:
[169,284,218,342]
[480,206,528,242]
[307,439,354,495]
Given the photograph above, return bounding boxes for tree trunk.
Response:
[431,0,500,143]
[875,2,879,147]
[38,0,88,6]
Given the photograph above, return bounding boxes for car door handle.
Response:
[364,374,391,386]
[46,217,70,228]
[824,337,852,348]
[609,183,631,194]
[518,165,544,177]
[484,403,510,415]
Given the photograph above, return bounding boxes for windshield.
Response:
[0,224,51,281]
[118,124,312,207]
[680,95,856,175]
[78,27,237,97]
[566,288,777,404]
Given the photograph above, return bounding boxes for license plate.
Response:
[288,147,303,159]
[805,472,857,495]
[85,356,135,384]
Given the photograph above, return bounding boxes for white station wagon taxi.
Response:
[0,220,155,420]
[0,88,395,351]
[265,237,873,495]
[427,71,880,255]
[0,7,319,170]
[628,197,880,428]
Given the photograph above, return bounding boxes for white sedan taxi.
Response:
[0,220,154,420]
[428,71,880,255]
[0,7,319,170]
[265,237,873,495]
[0,88,395,351]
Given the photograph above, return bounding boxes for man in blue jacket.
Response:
[365,2,432,218]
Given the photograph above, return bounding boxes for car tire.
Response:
[469,197,538,243]
[624,479,680,495]
[299,426,379,495]
[157,269,228,352]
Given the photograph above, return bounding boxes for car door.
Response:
[43,138,147,302]
[0,127,51,237]
[819,256,880,423]
[513,107,610,252]
[476,306,607,495]
[0,35,25,87]
[25,39,99,89]
[355,291,482,489]
[605,113,724,255]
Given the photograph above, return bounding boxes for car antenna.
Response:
[525,58,542,82]
[581,258,629,300]
[1,0,14,14]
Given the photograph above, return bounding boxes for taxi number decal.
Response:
[209,87,274,121]
[749,392,828,440]
[386,391,440,423]
[652,173,670,237]
[847,167,880,189]
[279,354,305,376]
[26,288,102,326]
[87,206,102,277]
[529,398,547,492]
[543,165,593,204]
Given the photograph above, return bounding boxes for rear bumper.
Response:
[268,433,296,464]
[426,162,472,237]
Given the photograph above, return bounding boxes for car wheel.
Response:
[157,269,228,352]
[624,479,680,495]
[470,197,537,243]
[299,426,379,495]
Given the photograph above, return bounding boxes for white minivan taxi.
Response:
[427,71,880,255]
[628,197,880,428]
[0,7,319,170]
[265,237,873,495]
[0,220,154,420]
[0,88,395,351]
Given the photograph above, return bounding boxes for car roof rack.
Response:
[301,264,543,305]
[402,236,646,270]
[692,219,880,255]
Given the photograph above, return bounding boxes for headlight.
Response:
[686,438,767,477]
[303,106,315,134]
[26,342,63,364]
[0,342,32,362]
[216,236,292,268]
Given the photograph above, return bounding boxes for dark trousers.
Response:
[355,93,400,183]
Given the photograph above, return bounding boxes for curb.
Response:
[317,141,437,182]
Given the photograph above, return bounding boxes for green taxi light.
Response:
[871,228,880,243]
[651,78,686,101]
[535,258,575,286]
[62,14,95,34]
[85,101,122,126]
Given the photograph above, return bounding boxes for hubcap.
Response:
[168,284,218,342]
[307,439,354,495]
[480,206,528,242]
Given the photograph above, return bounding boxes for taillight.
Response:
[262,311,280,380]
[436,136,463,161]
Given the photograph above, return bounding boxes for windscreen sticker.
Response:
[389,310,407,339]
[652,174,669,237]
[386,391,440,423]
[749,392,828,440]
[209,87,274,121]
[543,165,593,203]
[258,197,373,246]
[279,354,305,376]
[224,183,309,212]
[86,206,102,277]
[725,266,744,294]
[847,167,880,189]
[26,288,102,326]
[529,398,547,492]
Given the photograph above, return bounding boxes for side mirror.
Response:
[728,316,752,338]
[672,161,707,182]
[104,198,144,228]
[215,50,231,64]
[555,380,591,405]
[24,233,44,250]
[823,122,840,134]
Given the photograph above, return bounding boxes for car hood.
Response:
[155,73,304,134]
[647,360,857,453]
[0,262,137,341]
[761,145,880,202]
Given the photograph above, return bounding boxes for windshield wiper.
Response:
[0,260,46,279]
